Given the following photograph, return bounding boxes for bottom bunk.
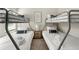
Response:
[42,31,79,50]
[0,31,34,50]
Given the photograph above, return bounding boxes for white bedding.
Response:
[0,13,24,20]
[57,12,79,19]
[50,12,79,22]
[0,31,34,50]
[42,31,79,50]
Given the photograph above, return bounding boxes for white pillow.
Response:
[47,26,57,31]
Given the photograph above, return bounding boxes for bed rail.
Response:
[56,11,68,16]
[0,13,27,23]
[0,21,27,23]
[0,9,29,23]
[0,8,20,50]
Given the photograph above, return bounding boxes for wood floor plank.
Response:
[31,39,49,50]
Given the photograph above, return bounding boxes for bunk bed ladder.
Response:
[0,8,20,50]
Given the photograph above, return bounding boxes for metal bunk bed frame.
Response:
[0,8,79,50]
[0,8,28,50]
[58,10,79,50]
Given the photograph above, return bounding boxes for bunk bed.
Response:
[43,31,79,50]
[0,31,34,50]
[43,10,79,50]
[0,8,34,50]
[46,11,79,23]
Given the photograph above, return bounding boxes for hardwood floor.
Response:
[31,39,49,50]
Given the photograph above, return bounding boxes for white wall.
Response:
[16,23,31,30]
[0,24,5,37]
[0,23,16,37]
[59,23,79,38]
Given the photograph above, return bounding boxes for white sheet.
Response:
[42,31,79,50]
[0,13,24,19]
[0,31,34,50]
[42,31,63,50]
[50,12,79,22]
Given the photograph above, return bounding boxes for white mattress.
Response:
[0,13,25,22]
[0,31,34,50]
[0,13,23,19]
[42,31,79,50]
[51,12,79,22]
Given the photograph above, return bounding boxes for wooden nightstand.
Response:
[33,31,42,39]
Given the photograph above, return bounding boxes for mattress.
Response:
[0,31,34,50]
[52,12,79,22]
[42,31,79,50]
[42,31,63,50]
[0,13,25,22]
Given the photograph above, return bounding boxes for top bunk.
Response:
[46,10,79,23]
[0,9,29,23]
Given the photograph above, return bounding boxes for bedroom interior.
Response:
[0,8,79,50]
